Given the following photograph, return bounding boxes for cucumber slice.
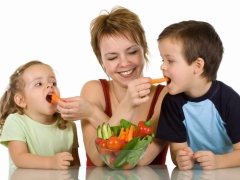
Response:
[102,122,109,140]
[97,126,102,138]
[107,124,112,137]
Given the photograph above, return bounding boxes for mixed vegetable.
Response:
[95,119,154,169]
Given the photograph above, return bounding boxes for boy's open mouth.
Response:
[167,78,171,85]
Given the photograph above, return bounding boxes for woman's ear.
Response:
[14,93,26,108]
[194,57,204,74]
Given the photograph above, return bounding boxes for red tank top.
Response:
[86,79,168,166]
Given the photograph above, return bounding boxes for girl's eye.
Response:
[35,83,42,87]
[51,82,57,86]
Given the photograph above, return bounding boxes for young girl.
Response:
[0,60,80,169]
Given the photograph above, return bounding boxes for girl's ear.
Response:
[14,93,26,108]
[194,57,204,74]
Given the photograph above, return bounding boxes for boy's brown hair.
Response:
[158,20,224,81]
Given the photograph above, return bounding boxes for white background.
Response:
[1,1,240,179]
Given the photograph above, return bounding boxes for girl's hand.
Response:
[57,96,94,121]
[194,150,217,170]
[50,152,73,170]
[123,77,152,108]
[176,147,194,170]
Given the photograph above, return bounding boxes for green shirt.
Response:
[0,113,78,169]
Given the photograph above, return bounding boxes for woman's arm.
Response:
[137,86,168,165]
[8,141,74,169]
[81,80,140,166]
[81,78,153,166]
[137,138,167,166]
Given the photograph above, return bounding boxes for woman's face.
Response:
[99,35,145,87]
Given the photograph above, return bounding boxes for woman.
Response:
[57,6,168,166]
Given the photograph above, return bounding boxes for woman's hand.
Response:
[57,96,94,121]
[122,77,152,108]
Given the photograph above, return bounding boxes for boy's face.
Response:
[158,37,196,96]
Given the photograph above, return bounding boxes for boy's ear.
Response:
[194,57,204,74]
[14,93,26,108]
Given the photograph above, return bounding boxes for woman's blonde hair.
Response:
[0,60,67,135]
[90,6,149,71]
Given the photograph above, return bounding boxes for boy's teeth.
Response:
[120,69,133,75]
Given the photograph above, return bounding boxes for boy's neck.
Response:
[185,80,212,98]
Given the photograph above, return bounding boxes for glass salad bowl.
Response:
[95,138,148,170]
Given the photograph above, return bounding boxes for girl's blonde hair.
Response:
[0,60,67,135]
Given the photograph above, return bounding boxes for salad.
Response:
[95,119,154,169]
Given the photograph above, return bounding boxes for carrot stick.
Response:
[127,125,135,142]
[118,128,125,140]
[150,77,169,85]
[125,128,129,142]
[51,94,63,103]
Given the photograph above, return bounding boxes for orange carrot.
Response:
[127,125,135,142]
[125,128,129,142]
[123,162,132,169]
[118,128,125,140]
[51,94,63,103]
[150,77,169,85]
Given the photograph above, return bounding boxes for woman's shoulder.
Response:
[80,79,107,107]
[82,79,106,90]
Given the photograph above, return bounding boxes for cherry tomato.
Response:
[109,155,116,164]
[95,137,102,145]
[120,139,127,150]
[99,139,111,155]
[107,136,122,150]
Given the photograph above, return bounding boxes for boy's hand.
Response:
[176,147,194,170]
[193,150,217,170]
[50,152,74,169]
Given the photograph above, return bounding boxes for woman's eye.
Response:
[129,50,137,55]
[107,57,116,61]
[168,60,173,64]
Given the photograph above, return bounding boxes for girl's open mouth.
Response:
[46,94,62,104]
[46,94,53,103]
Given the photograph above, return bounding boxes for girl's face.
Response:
[99,35,145,87]
[159,37,196,95]
[21,64,60,117]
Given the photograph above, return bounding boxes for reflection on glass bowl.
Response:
[95,139,148,170]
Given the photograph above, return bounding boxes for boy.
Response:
[155,20,240,170]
